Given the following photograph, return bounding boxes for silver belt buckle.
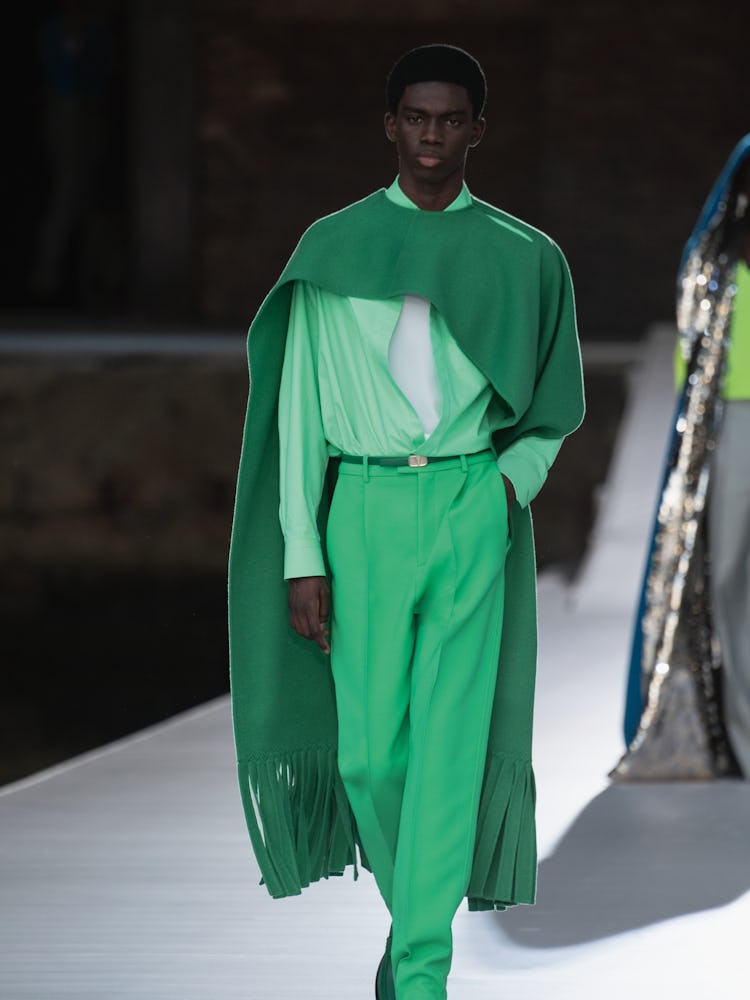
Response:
[408,454,428,467]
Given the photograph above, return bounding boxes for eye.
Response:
[446,118,462,127]
[405,114,422,125]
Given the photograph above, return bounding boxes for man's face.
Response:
[384,81,485,189]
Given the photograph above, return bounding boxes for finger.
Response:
[306,605,330,652]
[290,608,310,638]
[289,596,313,639]
[315,628,331,655]
[292,595,325,642]
[316,584,331,654]
[298,610,329,654]
[318,581,331,623]
[287,581,331,652]
[294,602,318,640]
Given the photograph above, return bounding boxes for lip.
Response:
[416,153,442,167]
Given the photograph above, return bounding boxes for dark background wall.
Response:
[1,0,749,782]
[199,0,750,338]
[3,1,750,334]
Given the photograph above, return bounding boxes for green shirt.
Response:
[278,178,563,579]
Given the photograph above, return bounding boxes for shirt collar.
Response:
[385,177,472,212]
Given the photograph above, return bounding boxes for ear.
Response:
[469,116,486,149]
[384,111,397,143]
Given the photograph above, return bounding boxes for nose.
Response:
[420,117,442,144]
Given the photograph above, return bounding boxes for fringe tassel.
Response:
[238,747,359,898]
[467,752,537,911]
[238,747,536,909]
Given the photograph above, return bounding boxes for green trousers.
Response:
[326,453,510,1000]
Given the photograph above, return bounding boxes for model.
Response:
[229,44,584,999]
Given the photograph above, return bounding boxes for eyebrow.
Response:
[401,106,469,117]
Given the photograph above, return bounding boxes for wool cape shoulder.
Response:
[228,188,584,910]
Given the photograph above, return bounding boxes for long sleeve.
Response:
[278,281,330,579]
[496,434,563,510]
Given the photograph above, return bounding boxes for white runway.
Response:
[2,326,749,1000]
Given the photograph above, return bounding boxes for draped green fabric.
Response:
[228,189,584,907]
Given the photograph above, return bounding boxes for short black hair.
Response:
[385,44,487,120]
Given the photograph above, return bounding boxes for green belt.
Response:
[338,449,493,468]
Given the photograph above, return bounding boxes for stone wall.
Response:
[0,355,245,574]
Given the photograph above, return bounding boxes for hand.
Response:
[288,576,331,654]
[501,474,515,527]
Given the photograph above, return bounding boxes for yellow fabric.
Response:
[674,260,750,399]
[724,260,750,399]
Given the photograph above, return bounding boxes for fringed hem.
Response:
[466,752,537,911]
[237,746,359,899]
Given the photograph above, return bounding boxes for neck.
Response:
[397,171,465,212]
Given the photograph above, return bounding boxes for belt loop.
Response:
[460,454,468,474]
[363,455,370,483]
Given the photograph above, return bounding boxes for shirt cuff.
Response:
[283,538,327,580]
[496,435,562,509]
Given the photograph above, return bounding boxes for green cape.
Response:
[228,189,584,909]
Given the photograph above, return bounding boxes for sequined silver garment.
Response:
[612,235,739,780]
